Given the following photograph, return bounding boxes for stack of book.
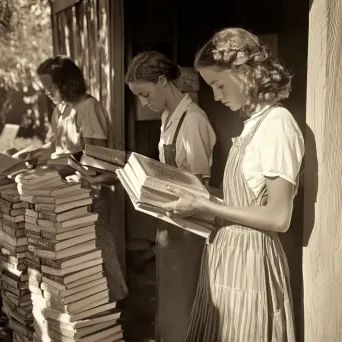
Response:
[116,152,223,238]
[46,145,128,179]
[0,188,34,342]
[14,168,124,342]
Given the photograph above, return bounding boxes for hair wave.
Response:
[37,56,87,103]
[195,28,293,115]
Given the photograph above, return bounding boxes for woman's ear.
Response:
[158,75,167,87]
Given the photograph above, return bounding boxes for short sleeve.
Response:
[76,98,110,140]
[258,115,304,185]
[181,111,217,176]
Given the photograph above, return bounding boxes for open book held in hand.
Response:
[116,152,223,238]
[126,152,210,199]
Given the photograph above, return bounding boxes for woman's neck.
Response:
[164,83,185,114]
[254,102,269,113]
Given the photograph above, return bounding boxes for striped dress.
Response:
[185,107,296,342]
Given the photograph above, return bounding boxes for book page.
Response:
[131,153,204,190]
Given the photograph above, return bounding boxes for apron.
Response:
[155,111,206,342]
[185,105,295,342]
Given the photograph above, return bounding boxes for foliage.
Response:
[0,0,53,140]
[0,0,53,91]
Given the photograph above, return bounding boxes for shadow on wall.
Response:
[198,77,244,189]
[302,125,318,247]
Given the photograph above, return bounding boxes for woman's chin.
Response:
[227,103,242,112]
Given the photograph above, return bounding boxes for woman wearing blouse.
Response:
[125,51,216,342]
[18,56,128,302]
[162,28,304,342]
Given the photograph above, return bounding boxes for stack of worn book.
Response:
[46,145,128,177]
[0,188,34,342]
[15,168,124,342]
[116,152,223,238]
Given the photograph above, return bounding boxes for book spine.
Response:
[85,144,127,166]
[27,236,56,251]
[40,258,62,269]
[38,212,56,221]
[2,224,25,238]
[34,196,54,204]
[43,273,65,285]
[3,214,25,223]
[0,231,27,246]
[0,198,12,208]
[34,203,56,212]
[24,216,38,225]
[25,259,41,272]
[26,251,40,265]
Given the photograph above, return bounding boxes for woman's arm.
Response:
[181,111,216,179]
[161,176,295,233]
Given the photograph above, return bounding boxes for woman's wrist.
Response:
[196,196,210,213]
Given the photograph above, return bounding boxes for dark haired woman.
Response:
[125,51,217,342]
[161,28,304,342]
[18,55,128,302]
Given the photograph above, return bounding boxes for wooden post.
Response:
[303,0,342,340]
[108,0,126,276]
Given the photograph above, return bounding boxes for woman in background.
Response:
[17,56,128,302]
[162,28,304,342]
[125,51,216,342]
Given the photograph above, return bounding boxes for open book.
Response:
[116,152,223,238]
[116,168,213,238]
[126,152,210,199]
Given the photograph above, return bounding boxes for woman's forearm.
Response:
[198,198,292,233]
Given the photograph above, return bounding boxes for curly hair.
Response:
[37,56,87,103]
[125,51,181,85]
[194,28,292,115]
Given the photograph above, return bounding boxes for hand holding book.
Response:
[160,185,204,218]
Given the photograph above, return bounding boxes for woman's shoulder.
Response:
[78,95,102,109]
[260,105,303,138]
[184,100,211,125]
[254,105,304,153]
[77,95,109,118]
[266,105,299,126]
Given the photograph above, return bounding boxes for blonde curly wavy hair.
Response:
[194,28,292,116]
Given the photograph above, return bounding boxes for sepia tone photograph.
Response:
[0,0,340,341]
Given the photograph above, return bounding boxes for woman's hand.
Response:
[159,186,205,218]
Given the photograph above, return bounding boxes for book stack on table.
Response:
[13,168,124,342]
[0,188,33,342]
